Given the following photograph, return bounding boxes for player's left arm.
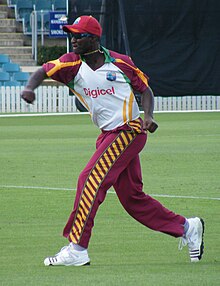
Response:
[21,67,47,104]
[141,86,158,133]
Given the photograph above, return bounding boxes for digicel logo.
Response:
[83,87,115,98]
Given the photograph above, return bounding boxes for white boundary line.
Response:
[0,185,219,201]
[0,110,220,118]
[0,112,89,118]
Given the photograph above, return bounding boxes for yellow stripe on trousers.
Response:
[69,130,136,244]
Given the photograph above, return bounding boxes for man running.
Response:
[21,15,204,266]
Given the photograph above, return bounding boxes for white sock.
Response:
[71,242,86,251]
[183,219,189,235]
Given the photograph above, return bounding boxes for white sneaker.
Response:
[179,217,204,262]
[44,243,90,266]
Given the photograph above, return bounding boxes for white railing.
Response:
[0,86,220,113]
[0,86,77,113]
[154,95,220,112]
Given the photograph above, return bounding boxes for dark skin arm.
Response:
[21,67,47,104]
[141,86,158,133]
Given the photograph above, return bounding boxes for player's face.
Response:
[70,33,96,55]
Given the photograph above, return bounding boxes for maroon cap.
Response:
[63,15,102,37]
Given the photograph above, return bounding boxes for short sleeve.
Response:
[126,56,149,93]
[110,51,149,93]
[42,53,81,85]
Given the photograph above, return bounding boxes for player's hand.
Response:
[21,88,36,104]
[143,116,158,133]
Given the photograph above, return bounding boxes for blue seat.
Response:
[2,63,21,77]
[14,71,29,83]
[0,71,10,86]
[0,71,10,81]
[4,81,21,87]
[0,54,10,68]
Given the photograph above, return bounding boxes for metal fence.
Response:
[0,86,220,113]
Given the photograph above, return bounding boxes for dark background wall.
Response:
[69,0,220,96]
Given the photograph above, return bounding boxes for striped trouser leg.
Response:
[63,129,147,248]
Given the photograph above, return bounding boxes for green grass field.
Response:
[0,112,219,286]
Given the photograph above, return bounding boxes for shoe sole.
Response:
[44,257,91,267]
[47,261,91,267]
[198,218,205,261]
[191,218,205,262]
[189,217,205,262]
[66,260,91,267]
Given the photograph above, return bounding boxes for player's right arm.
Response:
[21,67,47,104]
[141,86,158,133]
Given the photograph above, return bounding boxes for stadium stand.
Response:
[42,12,50,31]
[4,80,21,87]
[7,0,17,7]
[1,0,66,83]
[16,0,33,20]
[14,71,30,84]
[0,54,30,86]
[36,12,50,33]
[22,13,32,34]
[2,63,21,78]
[0,71,10,85]
[34,0,53,11]
[8,0,66,10]
[0,54,10,68]
[7,0,67,35]
[53,0,66,11]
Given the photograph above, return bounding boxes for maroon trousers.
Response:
[63,122,185,248]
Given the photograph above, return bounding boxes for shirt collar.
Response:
[101,46,113,63]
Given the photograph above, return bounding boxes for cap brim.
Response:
[62,25,85,33]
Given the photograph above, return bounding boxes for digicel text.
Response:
[83,87,115,98]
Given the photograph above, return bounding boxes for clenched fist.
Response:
[21,88,36,104]
[143,115,158,133]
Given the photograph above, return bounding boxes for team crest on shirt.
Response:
[106,71,116,81]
